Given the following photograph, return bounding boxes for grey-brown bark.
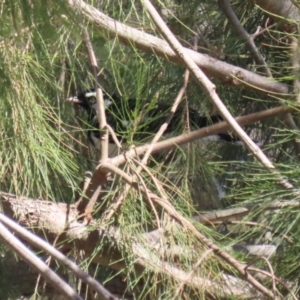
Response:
[255,0,300,31]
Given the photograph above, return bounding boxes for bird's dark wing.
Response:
[66,89,256,149]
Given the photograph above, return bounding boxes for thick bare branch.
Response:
[0,220,83,300]
[142,0,295,194]
[1,193,255,299]
[64,0,290,96]
[108,105,292,168]
[0,213,117,300]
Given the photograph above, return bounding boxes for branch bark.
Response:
[255,0,300,32]
[1,192,258,299]
[64,0,290,96]
[108,105,292,168]
[218,0,271,77]
[0,220,83,300]
[0,213,118,300]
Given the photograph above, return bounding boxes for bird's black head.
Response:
[66,89,114,112]
[66,89,97,109]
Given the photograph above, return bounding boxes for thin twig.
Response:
[142,1,295,192]
[210,220,293,243]
[105,124,123,149]
[248,267,298,300]
[134,170,164,256]
[218,0,272,77]
[100,160,274,298]
[108,105,293,168]
[174,248,214,298]
[82,28,109,161]
[260,257,278,299]
[0,220,83,300]
[101,184,130,223]
[78,29,110,220]
[252,22,277,39]
[246,256,280,299]
[0,213,118,300]
[139,69,190,168]
[85,184,102,222]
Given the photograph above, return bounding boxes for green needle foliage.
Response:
[0,0,300,299]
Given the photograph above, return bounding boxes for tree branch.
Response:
[1,192,257,299]
[0,213,117,300]
[218,0,272,77]
[82,28,109,161]
[64,0,290,96]
[106,105,292,168]
[0,220,83,300]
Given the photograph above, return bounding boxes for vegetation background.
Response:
[0,0,300,299]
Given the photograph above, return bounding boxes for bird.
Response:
[66,88,247,156]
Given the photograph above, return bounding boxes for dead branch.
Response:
[0,213,117,300]
[99,160,274,298]
[194,199,300,224]
[109,105,293,168]
[82,29,109,161]
[64,0,290,96]
[0,220,83,300]
[1,192,257,299]
[218,0,272,77]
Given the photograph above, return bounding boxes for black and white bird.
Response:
[67,89,246,156]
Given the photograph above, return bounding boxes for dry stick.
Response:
[101,184,130,223]
[108,105,293,168]
[0,221,83,300]
[252,22,277,39]
[0,214,118,300]
[219,0,300,159]
[106,123,123,149]
[248,267,298,300]
[144,2,296,191]
[247,256,279,299]
[82,28,108,161]
[211,220,293,243]
[135,171,162,229]
[292,37,300,103]
[260,257,278,299]
[102,71,190,222]
[75,171,92,210]
[288,37,300,158]
[86,185,102,220]
[194,198,300,226]
[101,161,274,298]
[174,249,214,298]
[133,158,169,201]
[139,69,190,168]
[82,28,109,219]
[65,0,290,96]
[218,0,272,77]
[133,159,170,259]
